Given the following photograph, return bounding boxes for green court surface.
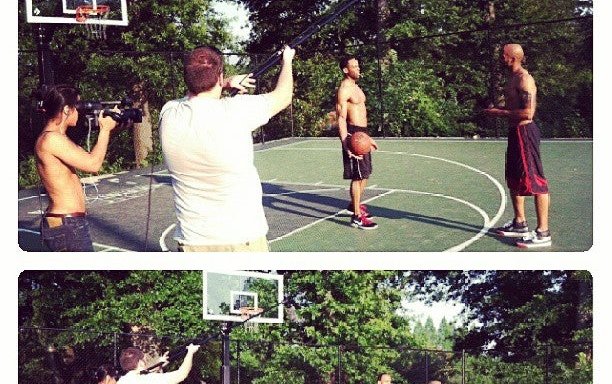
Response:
[257,138,592,252]
[18,138,592,252]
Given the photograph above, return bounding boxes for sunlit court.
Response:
[18,137,592,252]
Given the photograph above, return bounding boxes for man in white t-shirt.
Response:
[160,45,295,252]
[117,344,199,384]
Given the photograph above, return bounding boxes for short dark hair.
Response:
[339,55,357,71]
[92,364,119,383]
[377,373,390,381]
[119,347,145,371]
[35,84,80,125]
[183,45,224,94]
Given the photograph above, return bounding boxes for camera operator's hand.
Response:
[225,73,256,94]
[98,107,119,132]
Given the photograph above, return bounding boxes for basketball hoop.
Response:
[75,5,110,40]
[239,307,264,333]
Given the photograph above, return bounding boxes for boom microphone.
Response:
[229,0,361,96]
[139,294,301,374]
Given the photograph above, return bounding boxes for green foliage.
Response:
[17,0,235,185]
[19,271,592,384]
[18,155,40,189]
[18,0,592,184]
[409,270,592,378]
[291,54,341,137]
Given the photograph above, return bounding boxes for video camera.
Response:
[76,98,143,125]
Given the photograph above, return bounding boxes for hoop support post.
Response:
[139,296,293,375]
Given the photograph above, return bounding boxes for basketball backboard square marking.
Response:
[230,291,258,314]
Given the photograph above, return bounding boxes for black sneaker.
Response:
[494,219,529,237]
[346,203,373,218]
[351,214,378,230]
[516,229,552,248]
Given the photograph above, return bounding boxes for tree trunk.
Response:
[131,82,153,168]
[485,1,503,138]
[376,0,389,136]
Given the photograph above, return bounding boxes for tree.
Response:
[410,271,592,359]
[19,271,420,384]
[18,0,235,170]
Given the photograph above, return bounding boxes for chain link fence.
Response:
[18,327,592,384]
[18,14,592,167]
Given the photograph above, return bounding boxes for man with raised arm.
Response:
[160,45,295,252]
[484,43,551,248]
[117,344,199,384]
[336,55,378,230]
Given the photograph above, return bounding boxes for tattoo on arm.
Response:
[520,91,532,109]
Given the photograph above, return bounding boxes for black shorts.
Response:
[342,125,373,180]
[505,122,549,196]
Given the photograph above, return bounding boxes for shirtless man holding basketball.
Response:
[484,43,551,248]
[336,56,378,229]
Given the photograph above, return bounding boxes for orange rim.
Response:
[75,5,110,23]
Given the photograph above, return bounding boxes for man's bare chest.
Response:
[348,87,366,104]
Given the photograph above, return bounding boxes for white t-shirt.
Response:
[117,370,174,384]
[159,94,273,245]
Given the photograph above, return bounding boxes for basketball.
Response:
[349,131,372,155]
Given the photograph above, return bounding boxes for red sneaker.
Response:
[350,214,378,230]
[346,203,373,218]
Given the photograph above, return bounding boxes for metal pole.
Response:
[462,349,466,384]
[544,345,550,384]
[375,0,386,137]
[290,103,294,138]
[424,351,429,384]
[35,24,55,88]
[337,345,342,384]
[113,333,118,368]
[221,323,231,384]
[236,340,241,384]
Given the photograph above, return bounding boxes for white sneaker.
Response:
[516,230,552,248]
[494,219,529,237]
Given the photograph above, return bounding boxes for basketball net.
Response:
[75,5,110,40]
[239,307,264,334]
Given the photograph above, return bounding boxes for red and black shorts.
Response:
[505,122,549,196]
[342,125,373,180]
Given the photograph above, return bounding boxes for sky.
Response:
[402,299,464,329]
[212,0,252,42]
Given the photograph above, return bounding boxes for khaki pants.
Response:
[178,236,269,252]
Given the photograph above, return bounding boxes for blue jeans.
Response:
[40,216,94,252]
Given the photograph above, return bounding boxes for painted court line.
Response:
[264,181,492,252]
[262,149,506,251]
[268,190,396,244]
[263,187,343,197]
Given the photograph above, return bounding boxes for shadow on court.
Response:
[19,177,490,252]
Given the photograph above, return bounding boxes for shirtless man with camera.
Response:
[35,84,118,251]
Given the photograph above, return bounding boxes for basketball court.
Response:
[17,0,594,253]
[18,137,593,252]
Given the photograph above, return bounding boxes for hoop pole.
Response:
[35,24,54,88]
[229,0,361,96]
[461,349,466,384]
[140,296,293,375]
[221,323,232,384]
